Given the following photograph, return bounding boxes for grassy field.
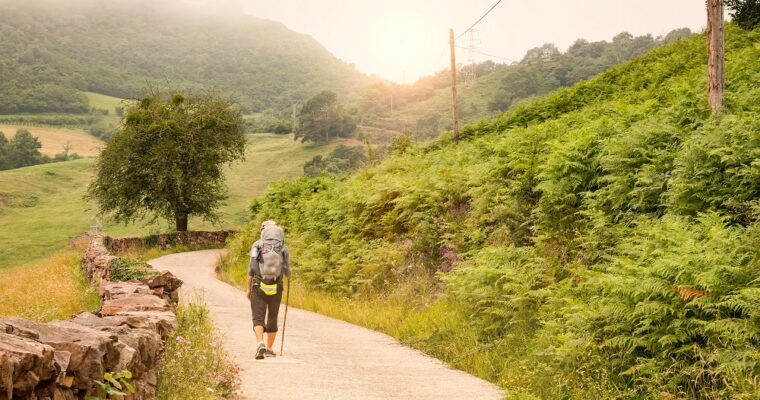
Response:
[0,124,104,156]
[0,134,346,268]
[0,251,100,321]
[84,91,126,115]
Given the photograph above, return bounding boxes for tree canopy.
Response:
[295,91,356,143]
[87,89,246,231]
[726,0,760,29]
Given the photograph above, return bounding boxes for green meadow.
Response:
[0,134,344,268]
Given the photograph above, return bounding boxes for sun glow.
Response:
[364,12,443,83]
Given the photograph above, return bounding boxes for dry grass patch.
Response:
[0,124,104,156]
[0,251,100,321]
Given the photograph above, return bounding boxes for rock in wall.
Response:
[0,236,183,400]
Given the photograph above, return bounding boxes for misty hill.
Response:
[0,0,372,114]
[358,28,693,139]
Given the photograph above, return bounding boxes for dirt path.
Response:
[150,250,504,400]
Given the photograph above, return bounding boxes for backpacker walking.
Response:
[246,220,292,360]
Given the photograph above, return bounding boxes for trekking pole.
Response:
[280,277,291,356]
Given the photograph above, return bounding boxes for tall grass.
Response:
[156,299,241,400]
[0,251,100,321]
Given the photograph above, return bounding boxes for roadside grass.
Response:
[218,260,521,397]
[0,124,104,156]
[156,298,241,400]
[0,251,100,322]
[0,134,347,269]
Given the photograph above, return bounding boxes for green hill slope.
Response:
[0,0,371,114]
[222,25,760,399]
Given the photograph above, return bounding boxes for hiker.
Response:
[246,220,291,360]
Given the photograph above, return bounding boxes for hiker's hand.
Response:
[245,290,251,300]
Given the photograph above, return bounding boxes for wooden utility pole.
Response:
[449,28,460,144]
[707,0,725,115]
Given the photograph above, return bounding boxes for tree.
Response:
[295,90,356,143]
[87,88,245,231]
[9,129,44,168]
[303,145,367,177]
[725,0,760,29]
[0,132,9,170]
[707,0,725,115]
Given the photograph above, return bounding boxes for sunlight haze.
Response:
[241,0,708,82]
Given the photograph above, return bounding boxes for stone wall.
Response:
[104,230,235,254]
[0,237,183,400]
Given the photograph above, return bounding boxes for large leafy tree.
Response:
[87,88,245,231]
[295,90,356,143]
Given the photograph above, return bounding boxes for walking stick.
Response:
[280,277,290,356]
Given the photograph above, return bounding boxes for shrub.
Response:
[156,300,241,399]
[107,257,158,281]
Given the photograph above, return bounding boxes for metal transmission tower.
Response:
[464,29,480,84]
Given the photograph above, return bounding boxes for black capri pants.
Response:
[250,284,283,332]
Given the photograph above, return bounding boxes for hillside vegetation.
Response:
[357,28,693,140]
[0,0,371,114]
[0,135,348,268]
[222,25,760,399]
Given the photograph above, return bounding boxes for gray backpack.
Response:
[258,225,285,281]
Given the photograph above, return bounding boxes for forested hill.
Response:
[0,0,372,114]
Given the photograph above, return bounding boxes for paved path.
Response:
[150,250,504,400]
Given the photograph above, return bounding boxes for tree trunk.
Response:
[175,213,188,232]
[707,0,725,115]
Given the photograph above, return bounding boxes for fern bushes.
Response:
[669,116,760,223]
[589,215,760,398]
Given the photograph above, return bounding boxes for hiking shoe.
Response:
[265,349,276,358]
[255,342,266,360]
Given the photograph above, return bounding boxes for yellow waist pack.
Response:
[260,282,278,296]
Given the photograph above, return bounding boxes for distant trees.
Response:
[0,129,82,171]
[0,129,82,170]
[7,129,44,168]
[488,29,692,112]
[0,129,45,170]
[87,88,246,231]
[295,91,356,143]
[303,145,367,177]
[726,0,760,29]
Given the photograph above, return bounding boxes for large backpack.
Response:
[258,225,285,282]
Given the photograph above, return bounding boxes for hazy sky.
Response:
[239,0,708,83]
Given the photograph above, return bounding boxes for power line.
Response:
[455,45,515,63]
[455,0,503,41]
